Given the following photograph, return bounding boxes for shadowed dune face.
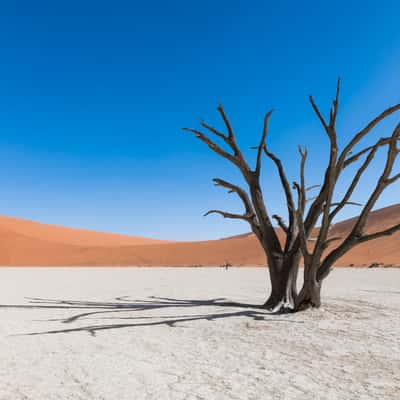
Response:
[0,204,398,267]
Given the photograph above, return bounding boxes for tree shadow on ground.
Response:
[1,296,303,336]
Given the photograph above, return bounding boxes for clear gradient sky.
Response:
[0,0,399,240]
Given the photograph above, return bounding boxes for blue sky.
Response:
[0,0,399,240]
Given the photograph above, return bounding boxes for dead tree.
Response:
[183,79,400,312]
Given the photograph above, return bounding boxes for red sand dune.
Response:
[0,216,170,247]
[0,204,398,267]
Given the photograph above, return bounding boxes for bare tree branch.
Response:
[302,79,341,280]
[216,104,250,166]
[330,201,363,207]
[200,121,228,141]
[350,125,400,235]
[292,182,302,210]
[306,196,318,204]
[296,209,311,265]
[217,104,234,139]
[272,214,289,233]
[182,128,239,166]
[264,147,296,215]
[323,236,342,249]
[309,77,340,142]
[329,77,341,129]
[304,80,341,235]
[212,178,256,220]
[358,223,400,243]
[309,96,329,132]
[329,136,391,222]
[203,209,254,222]
[209,178,265,241]
[298,146,308,214]
[255,110,274,176]
[337,103,400,171]
[343,137,400,168]
[385,172,400,185]
[184,104,254,177]
[306,185,321,192]
[262,144,297,252]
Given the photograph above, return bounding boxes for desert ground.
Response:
[0,267,399,400]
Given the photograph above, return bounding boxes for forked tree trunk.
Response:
[264,254,324,313]
[263,252,300,312]
[294,274,322,311]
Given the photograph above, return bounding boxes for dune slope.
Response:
[0,215,170,247]
[0,204,398,266]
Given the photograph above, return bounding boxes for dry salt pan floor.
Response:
[0,268,399,400]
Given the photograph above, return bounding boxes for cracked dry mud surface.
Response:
[0,268,399,399]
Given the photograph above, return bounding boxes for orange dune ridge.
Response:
[0,204,398,267]
[0,215,170,247]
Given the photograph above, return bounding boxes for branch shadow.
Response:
[1,296,303,336]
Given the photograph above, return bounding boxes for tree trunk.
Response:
[294,278,321,311]
[263,253,300,312]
